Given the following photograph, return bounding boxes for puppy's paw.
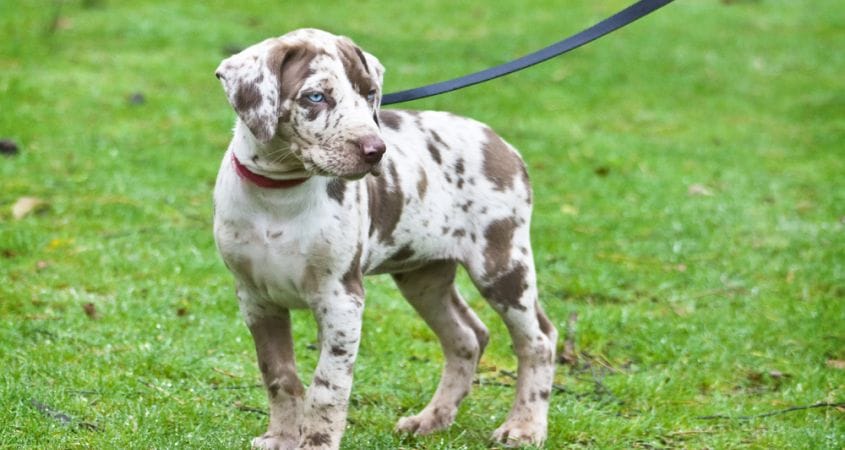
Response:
[491,418,547,447]
[251,432,297,450]
[395,406,456,435]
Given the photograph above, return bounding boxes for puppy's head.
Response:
[216,29,386,179]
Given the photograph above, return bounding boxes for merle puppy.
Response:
[213,28,556,449]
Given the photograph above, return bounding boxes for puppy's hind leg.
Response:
[465,229,557,447]
[392,261,489,436]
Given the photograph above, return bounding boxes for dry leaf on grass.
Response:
[560,204,579,216]
[826,359,845,370]
[12,197,48,220]
[0,139,19,156]
[687,184,714,196]
[558,312,579,366]
[82,303,98,320]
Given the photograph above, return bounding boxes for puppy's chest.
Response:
[215,205,348,306]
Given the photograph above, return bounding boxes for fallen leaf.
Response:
[82,303,98,320]
[560,204,579,216]
[745,371,763,383]
[794,200,815,215]
[557,312,578,366]
[212,367,238,378]
[52,17,74,31]
[0,139,19,156]
[30,399,72,426]
[827,359,845,370]
[12,197,48,220]
[785,269,796,284]
[687,184,713,196]
[47,238,75,251]
[128,92,146,105]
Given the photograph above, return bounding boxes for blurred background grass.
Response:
[1,0,843,448]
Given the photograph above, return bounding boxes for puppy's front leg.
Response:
[243,305,304,450]
[298,291,364,450]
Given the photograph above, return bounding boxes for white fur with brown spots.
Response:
[213,28,557,449]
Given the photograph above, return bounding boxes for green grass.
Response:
[1,0,843,448]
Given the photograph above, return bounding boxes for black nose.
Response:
[357,135,386,164]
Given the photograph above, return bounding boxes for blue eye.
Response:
[305,92,325,103]
[367,90,376,102]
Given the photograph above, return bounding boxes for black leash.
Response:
[381,0,674,105]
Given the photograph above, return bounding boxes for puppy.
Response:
[213,28,556,449]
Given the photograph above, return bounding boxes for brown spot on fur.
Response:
[455,158,465,175]
[303,432,332,446]
[268,43,316,99]
[540,389,550,400]
[367,162,404,244]
[379,110,403,130]
[452,229,466,238]
[327,178,346,204]
[536,300,555,339]
[313,375,330,388]
[284,378,304,396]
[266,42,322,126]
[353,46,370,73]
[235,42,316,131]
[234,82,261,112]
[416,167,428,199]
[456,347,474,360]
[482,263,529,312]
[426,140,442,164]
[520,164,532,203]
[430,130,446,146]
[482,127,525,192]
[268,381,280,398]
[341,243,364,297]
[483,217,518,277]
[391,244,415,261]
[330,345,347,356]
[337,39,375,97]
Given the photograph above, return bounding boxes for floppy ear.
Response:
[363,50,386,110]
[215,39,290,142]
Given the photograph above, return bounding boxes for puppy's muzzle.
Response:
[357,135,386,165]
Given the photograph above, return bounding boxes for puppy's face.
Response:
[216,29,386,178]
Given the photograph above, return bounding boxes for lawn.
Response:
[1,0,843,448]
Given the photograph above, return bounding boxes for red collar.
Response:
[231,153,310,189]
